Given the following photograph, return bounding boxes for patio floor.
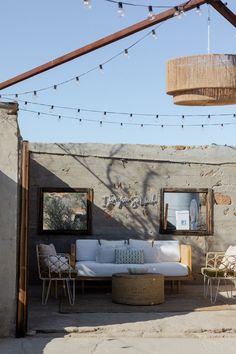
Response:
[28,283,236,338]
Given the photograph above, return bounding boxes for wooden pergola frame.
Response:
[0,0,235,91]
[15,0,235,337]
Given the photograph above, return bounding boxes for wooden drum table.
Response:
[112,273,164,305]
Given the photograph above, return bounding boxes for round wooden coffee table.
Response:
[112,273,164,305]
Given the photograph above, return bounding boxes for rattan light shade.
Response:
[166,54,236,106]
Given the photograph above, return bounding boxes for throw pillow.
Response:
[47,255,72,272]
[38,243,57,257]
[115,248,144,264]
[96,246,115,263]
[38,243,57,268]
[219,245,236,270]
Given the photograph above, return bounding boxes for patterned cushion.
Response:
[115,248,144,264]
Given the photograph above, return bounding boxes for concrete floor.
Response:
[1,284,236,354]
[28,284,236,337]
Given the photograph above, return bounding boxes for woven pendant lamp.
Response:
[166,54,236,106]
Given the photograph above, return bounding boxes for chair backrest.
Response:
[36,244,73,279]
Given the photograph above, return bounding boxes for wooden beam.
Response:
[0,0,208,91]
[208,0,236,27]
[16,141,29,337]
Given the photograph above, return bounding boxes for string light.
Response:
[75,76,80,85]
[4,97,235,120]
[105,0,176,10]
[117,2,125,17]
[99,64,104,73]
[19,108,236,130]
[1,22,166,97]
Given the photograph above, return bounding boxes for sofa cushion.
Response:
[75,261,188,277]
[99,239,126,247]
[129,239,158,263]
[76,239,99,261]
[153,240,180,262]
[96,246,115,263]
[115,248,144,264]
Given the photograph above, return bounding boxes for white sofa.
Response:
[71,239,192,292]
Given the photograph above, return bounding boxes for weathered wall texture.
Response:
[0,103,20,336]
[28,143,236,283]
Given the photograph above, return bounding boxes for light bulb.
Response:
[174,7,180,17]
[124,49,129,58]
[75,76,80,85]
[152,29,157,39]
[148,6,155,20]
[99,64,104,74]
[196,5,202,16]
[83,0,92,9]
[33,90,37,99]
[117,2,125,17]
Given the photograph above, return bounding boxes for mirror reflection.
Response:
[160,188,213,235]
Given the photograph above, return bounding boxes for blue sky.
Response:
[1,0,235,145]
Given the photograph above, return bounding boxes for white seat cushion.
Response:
[75,261,188,277]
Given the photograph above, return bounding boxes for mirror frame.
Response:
[38,187,93,235]
[159,188,213,236]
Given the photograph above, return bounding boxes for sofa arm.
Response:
[70,244,76,268]
[180,244,192,273]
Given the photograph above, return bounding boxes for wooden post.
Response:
[16,141,29,337]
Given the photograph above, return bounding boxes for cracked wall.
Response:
[28,143,236,283]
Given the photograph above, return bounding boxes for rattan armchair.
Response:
[36,245,76,305]
[201,251,236,303]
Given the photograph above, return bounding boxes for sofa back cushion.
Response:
[99,239,126,247]
[76,239,99,261]
[129,239,158,263]
[153,240,180,262]
[115,248,144,264]
[96,246,115,263]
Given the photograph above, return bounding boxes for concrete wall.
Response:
[28,143,236,283]
[0,103,20,336]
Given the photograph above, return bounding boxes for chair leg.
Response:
[209,278,221,304]
[66,279,75,305]
[42,279,52,305]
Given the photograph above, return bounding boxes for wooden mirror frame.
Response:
[38,187,93,235]
[159,188,213,236]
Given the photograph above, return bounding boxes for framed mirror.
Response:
[38,187,93,234]
[159,188,213,235]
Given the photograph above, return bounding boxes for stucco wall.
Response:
[0,103,20,336]
[28,143,236,283]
